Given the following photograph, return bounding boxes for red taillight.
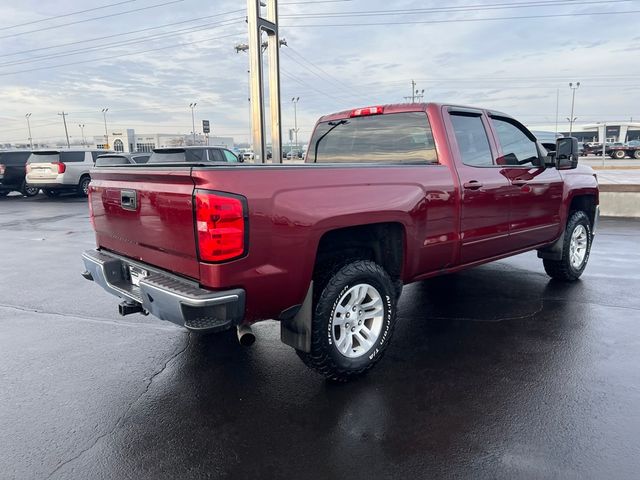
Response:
[0,164,5,175]
[87,188,96,230]
[350,106,384,117]
[52,161,66,174]
[25,164,31,174]
[195,191,246,262]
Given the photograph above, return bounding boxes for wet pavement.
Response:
[1,194,639,479]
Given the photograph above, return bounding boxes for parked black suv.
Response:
[0,150,39,197]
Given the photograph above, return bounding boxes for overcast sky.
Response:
[1,0,639,145]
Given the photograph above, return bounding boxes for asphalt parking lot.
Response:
[1,194,639,479]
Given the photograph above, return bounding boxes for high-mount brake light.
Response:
[195,191,247,262]
[350,106,384,118]
[52,161,66,174]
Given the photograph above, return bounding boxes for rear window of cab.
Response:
[308,112,438,164]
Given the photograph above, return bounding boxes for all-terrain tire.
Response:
[543,210,592,281]
[77,175,91,197]
[296,260,397,382]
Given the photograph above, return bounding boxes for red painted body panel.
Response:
[88,103,599,323]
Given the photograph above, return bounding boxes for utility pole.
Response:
[291,97,299,150]
[25,113,33,149]
[78,124,86,147]
[58,112,70,148]
[403,80,424,103]
[101,108,109,149]
[189,102,197,145]
[568,82,580,136]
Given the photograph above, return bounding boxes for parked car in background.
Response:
[578,142,587,156]
[0,150,39,197]
[25,150,108,197]
[95,153,150,167]
[147,146,240,163]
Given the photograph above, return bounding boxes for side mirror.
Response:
[555,137,579,170]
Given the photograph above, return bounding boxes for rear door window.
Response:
[186,149,205,162]
[208,149,225,162]
[449,114,494,167]
[132,155,149,164]
[60,151,86,162]
[309,112,438,164]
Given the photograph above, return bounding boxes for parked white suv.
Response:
[25,150,108,197]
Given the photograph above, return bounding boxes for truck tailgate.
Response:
[89,167,200,279]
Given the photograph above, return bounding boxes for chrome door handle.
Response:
[463,180,483,190]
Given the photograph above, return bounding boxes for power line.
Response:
[0,9,245,59]
[0,0,137,31]
[280,0,636,18]
[281,8,640,27]
[0,18,243,68]
[0,0,185,40]
[280,70,352,103]
[0,31,244,77]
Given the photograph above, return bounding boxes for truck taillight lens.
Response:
[52,161,66,174]
[0,164,5,175]
[195,191,247,262]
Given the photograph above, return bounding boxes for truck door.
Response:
[446,108,512,264]
[487,115,563,249]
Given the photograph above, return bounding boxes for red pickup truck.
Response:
[82,103,599,381]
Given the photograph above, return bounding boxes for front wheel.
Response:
[296,260,397,382]
[543,211,592,281]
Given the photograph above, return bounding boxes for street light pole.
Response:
[568,82,580,136]
[25,113,33,149]
[101,108,109,149]
[189,102,197,145]
[291,97,299,149]
[78,124,86,147]
[58,112,70,148]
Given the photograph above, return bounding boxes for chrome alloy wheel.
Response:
[569,224,588,269]
[332,283,384,358]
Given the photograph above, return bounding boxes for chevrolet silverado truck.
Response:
[82,103,599,381]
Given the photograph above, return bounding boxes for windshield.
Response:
[308,112,438,164]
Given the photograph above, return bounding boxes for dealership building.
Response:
[529,121,640,143]
[91,129,234,152]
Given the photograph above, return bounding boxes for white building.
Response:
[92,129,234,152]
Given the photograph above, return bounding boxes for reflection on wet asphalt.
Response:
[1,195,639,479]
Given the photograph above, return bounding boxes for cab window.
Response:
[450,113,494,167]
[491,117,539,167]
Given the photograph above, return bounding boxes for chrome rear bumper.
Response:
[82,249,245,332]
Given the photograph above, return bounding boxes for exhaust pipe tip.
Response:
[237,324,256,347]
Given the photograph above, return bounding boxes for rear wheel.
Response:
[296,260,397,382]
[43,189,60,198]
[634,150,640,160]
[614,150,626,159]
[543,211,592,281]
[77,176,90,197]
[21,182,39,197]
